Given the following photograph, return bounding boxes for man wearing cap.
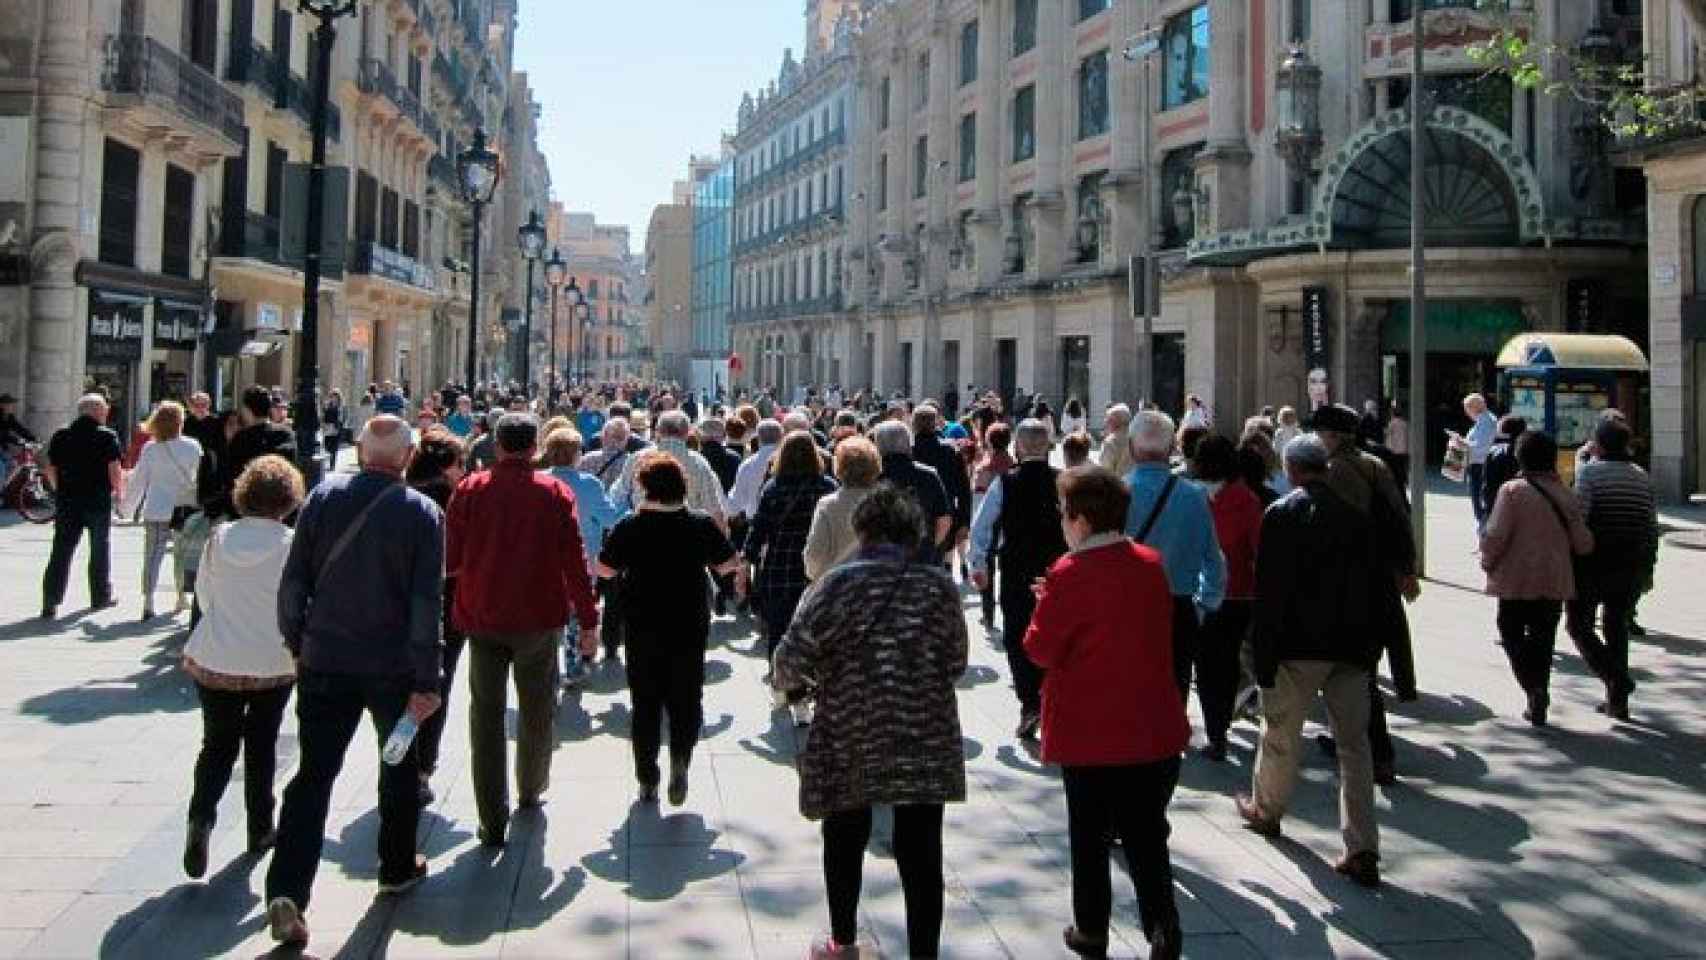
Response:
[1305,403,1418,786]
[0,393,36,488]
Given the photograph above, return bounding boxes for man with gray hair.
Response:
[267,415,446,945]
[729,418,785,523]
[911,404,973,552]
[1239,432,1382,889]
[579,417,634,486]
[874,419,953,558]
[1122,409,1226,704]
[968,418,1066,739]
[40,393,125,618]
[1098,403,1135,477]
[612,410,728,531]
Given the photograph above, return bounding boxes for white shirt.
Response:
[186,519,298,679]
[611,437,728,521]
[121,436,203,521]
[729,443,779,519]
[1059,412,1088,436]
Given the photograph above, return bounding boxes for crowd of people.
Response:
[19,374,1661,960]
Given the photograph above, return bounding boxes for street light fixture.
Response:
[516,209,546,394]
[291,0,359,484]
[573,290,592,385]
[544,247,567,399]
[457,127,501,390]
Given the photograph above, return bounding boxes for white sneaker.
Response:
[267,897,308,946]
[790,701,813,727]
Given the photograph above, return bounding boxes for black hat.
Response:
[1305,403,1360,435]
[0,394,16,404]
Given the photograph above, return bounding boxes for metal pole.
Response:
[294,13,338,485]
[1138,55,1155,407]
[521,258,535,394]
[548,285,559,400]
[1408,7,1428,572]
[465,203,482,390]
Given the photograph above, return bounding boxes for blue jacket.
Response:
[1123,462,1226,613]
[278,470,444,692]
[548,466,623,562]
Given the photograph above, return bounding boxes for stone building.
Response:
[0,0,553,442]
[552,211,636,384]
[727,26,858,400]
[644,201,694,384]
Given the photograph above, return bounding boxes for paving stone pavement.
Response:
[0,484,1702,959]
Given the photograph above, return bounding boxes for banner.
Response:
[1301,285,1331,410]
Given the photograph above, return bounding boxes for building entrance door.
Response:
[996,338,1017,412]
[1153,333,1184,417]
[1060,335,1090,410]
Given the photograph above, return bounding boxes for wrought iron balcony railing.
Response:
[226,38,342,142]
[102,33,245,147]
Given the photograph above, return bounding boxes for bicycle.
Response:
[1,443,56,523]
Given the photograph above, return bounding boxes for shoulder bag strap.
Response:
[1525,476,1585,555]
[1135,474,1180,544]
[314,482,405,594]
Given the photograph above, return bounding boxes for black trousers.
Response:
[1063,758,1181,944]
[417,632,466,777]
[187,682,293,838]
[599,579,625,655]
[265,670,421,911]
[1196,600,1252,748]
[42,500,113,608]
[999,583,1043,714]
[1170,596,1199,705]
[823,803,944,957]
[627,639,706,786]
[1568,588,1636,700]
[979,552,998,625]
[1497,598,1563,695]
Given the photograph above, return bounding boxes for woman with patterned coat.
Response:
[776,484,969,960]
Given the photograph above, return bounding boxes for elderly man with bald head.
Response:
[265,414,446,947]
[40,393,125,618]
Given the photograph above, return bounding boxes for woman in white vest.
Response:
[120,400,203,619]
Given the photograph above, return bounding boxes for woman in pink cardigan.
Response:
[1480,432,1594,727]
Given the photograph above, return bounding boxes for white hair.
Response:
[871,419,913,457]
[1128,409,1177,461]
[1014,418,1053,459]
[1283,433,1331,475]
[76,393,108,417]
[656,410,691,438]
[602,418,630,446]
[1104,403,1132,429]
[781,410,813,434]
[357,414,414,466]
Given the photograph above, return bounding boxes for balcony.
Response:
[219,210,284,265]
[359,58,434,144]
[350,241,436,293]
[226,39,342,142]
[101,33,245,152]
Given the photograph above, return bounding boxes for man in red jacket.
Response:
[446,413,600,847]
[1025,466,1187,960]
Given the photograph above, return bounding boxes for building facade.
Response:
[644,201,694,384]
[690,154,735,396]
[0,0,553,443]
[552,211,636,384]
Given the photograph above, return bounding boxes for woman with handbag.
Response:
[775,484,968,960]
[1479,432,1594,727]
[120,400,204,620]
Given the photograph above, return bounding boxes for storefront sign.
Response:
[1301,285,1331,410]
[88,290,146,363]
[153,299,203,352]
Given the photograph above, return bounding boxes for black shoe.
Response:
[247,828,277,855]
[667,758,690,806]
[519,794,545,810]
[1149,920,1183,960]
[638,781,660,804]
[1596,699,1632,722]
[477,824,506,848]
[39,606,56,621]
[1628,619,1647,637]
[183,820,211,879]
[1522,689,1550,728]
[1373,761,1397,787]
[1062,925,1109,958]
[91,597,117,611]
[417,780,435,807]
[1315,733,1338,759]
[1197,741,1228,762]
[377,855,428,894]
[1334,850,1382,888]
[1015,710,1040,742]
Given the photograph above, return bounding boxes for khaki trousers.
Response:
[1252,660,1379,857]
[468,630,558,834]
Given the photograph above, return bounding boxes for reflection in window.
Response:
[1160,145,1202,248]
[914,136,929,199]
[1013,0,1037,56]
[1161,5,1210,110]
[959,112,977,183]
[879,76,891,130]
[1013,85,1036,162]
[1078,0,1110,20]
[915,51,930,109]
[1078,51,1109,140]
[960,20,978,86]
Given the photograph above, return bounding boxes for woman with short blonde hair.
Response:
[122,400,204,619]
[803,437,881,582]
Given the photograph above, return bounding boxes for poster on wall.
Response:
[1302,285,1331,410]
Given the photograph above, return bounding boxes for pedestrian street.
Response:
[0,487,1702,959]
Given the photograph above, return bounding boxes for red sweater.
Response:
[446,459,600,634]
[1210,480,1263,601]
[1023,538,1190,766]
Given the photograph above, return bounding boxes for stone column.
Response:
[874,309,899,394]
[967,303,994,394]
[1024,297,1059,401]
[973,0,1005,289]
[1031,0,1069,277]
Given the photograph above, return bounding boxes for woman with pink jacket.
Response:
[1480,432,1593,727]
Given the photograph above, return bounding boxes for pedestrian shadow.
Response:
[1388,689,1496,727]
[97,854,265,959]
[581,804,745,901]
[79,617,176,644]
[955,664,1000,689]
[557,698,633,745]
[322,809,473,881]
[993,742,1052,779]
[701,711,735,741]
[737,709,800,766]
[19,634,195,724]
[702,658,734,687]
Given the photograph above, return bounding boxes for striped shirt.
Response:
[1574,459,1657,552]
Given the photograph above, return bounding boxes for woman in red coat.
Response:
[1193,435,1264,759]
[1024,466,1188,960]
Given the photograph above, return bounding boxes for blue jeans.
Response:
[41,500,112,608]
[1467,463,1488,531]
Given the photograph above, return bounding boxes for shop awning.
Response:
[1496,334,1648,371]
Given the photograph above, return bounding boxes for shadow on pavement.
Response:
[98,854,266,958]
[19,632,195,724]
[581,804,745,901]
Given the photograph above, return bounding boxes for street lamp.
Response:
[516,209,546,394]
[292,0,358,483]
[544,248,567,399]
[457,127,501,391]
[575,293,592,385]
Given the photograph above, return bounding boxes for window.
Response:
[407,55,423,96]
[1078,0,1110,20]
[1078,51,1109,139]
[959,20,978,86]
[1012,85,1036,162]
[1160,145,1202,247]
[380,187,399,250]
[1389,73,1514,135]
[183,0,218,72]
[915,51,930,109]
[402,201,420,258]
[958,112,977,183]
[161,164,194,278]
[877,154,888,211]
[1289,0,1311,41]
[1013,0,1037,56]
[354,171,377,246]
[588,279,599,300]
[1076,172,1105,262]
[264,142,287,219]
[1161,5,1210,110]
[879,76,891,129]
[1390,0,1479,21]
[914,136,930,198]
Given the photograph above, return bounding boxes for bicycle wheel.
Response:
[18,479,55,523]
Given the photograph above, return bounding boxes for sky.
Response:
[514,0,806,254]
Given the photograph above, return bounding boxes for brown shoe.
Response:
[1334,850,1381,888]
[1235,795,1281,838]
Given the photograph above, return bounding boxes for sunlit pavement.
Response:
[0,485,1702,959]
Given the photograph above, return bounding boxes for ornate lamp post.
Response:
[544,247,567,400]
[516,209,546,394]
[1275,43,1325,179]
[293,0,359,482]
[573,289,591,384]
[456,127,501,390]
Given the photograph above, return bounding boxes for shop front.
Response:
[149,298,203,406]
[86,290,148,445]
